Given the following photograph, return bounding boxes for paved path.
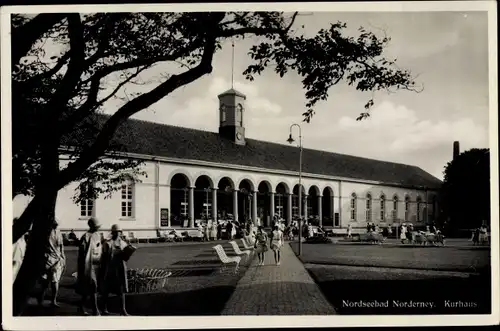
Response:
[221,242,336,315]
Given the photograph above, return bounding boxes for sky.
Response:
[99,11,490,180]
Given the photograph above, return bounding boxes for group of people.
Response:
[198,219,242,241]
[12,217,135,316]
[471,225,489,245]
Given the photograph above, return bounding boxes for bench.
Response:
[229,241,252,262]
[167,230,185,242]
[185,230,204,241]
[213,244,241,274]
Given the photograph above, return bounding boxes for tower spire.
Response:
[231,39,235,89]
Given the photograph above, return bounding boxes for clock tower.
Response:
[218,88,246,145]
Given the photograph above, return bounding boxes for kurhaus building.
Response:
[14,88,442,238]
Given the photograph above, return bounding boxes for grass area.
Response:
[291,242,491,315]
[23,241,253,316]
[290,241,490,272]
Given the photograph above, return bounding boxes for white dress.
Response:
[400,226,407,240]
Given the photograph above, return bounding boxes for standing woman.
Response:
[400,224,407,244]
[254,226,269,266]
[77,217,103,316]
[38,218,66,307]
[210,220,218,241]
[101,224,131,316]
[270,225,284,266]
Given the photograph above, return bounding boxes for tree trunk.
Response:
[12,135,60,316]
[12,189,58,316]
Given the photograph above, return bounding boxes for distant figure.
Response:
[400,224,407,243]
[217,221,222,240]
[231,222,237,239]
[38,218,66,308]
[270,225,284,266]
[101,224,130,316]
[347,224,352,238]
[204,222,210,241]
[472,228,480,245]
[210,221,217,241]
[479,225,488,245]
[254,226,269,266]
[76,217,103,316]
[226,221,234,240]
[69,229,78,241]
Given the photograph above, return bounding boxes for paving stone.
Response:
[221,242,336,315]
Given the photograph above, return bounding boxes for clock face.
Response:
[236,132,243,140]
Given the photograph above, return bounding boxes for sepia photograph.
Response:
[1,1,498,329]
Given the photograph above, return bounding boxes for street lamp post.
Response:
[287,123,303,256]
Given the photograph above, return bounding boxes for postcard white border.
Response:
[2,1,499,329]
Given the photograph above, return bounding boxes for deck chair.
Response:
[240,237,255,251]
[229,241,252,262]
[213,244,241,274]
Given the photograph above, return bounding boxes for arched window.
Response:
[350,193,357,221]
[416,196,422,222]
[276,194,284,218]
[366,194,372,222]
[380,195,386,221]
[80,182,95,218]
[121,178,135,218]
[392,195,398,220]
[404,196,410,221]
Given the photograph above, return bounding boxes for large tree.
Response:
[11,12,420,315]
[440,148,490,234]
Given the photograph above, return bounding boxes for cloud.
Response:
[134,76,285,132]
[337,101,488,153]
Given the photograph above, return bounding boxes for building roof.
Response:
[64,115,442,190]
[218,88,246,99]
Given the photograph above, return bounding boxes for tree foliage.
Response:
[13,12,419,204]
[440,148,490,231]
[11,11,419,315]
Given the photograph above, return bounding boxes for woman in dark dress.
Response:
[101,224,131,315]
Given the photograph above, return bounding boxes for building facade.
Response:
[13,88,442,238]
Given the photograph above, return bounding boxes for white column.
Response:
[233,189,239,223]
[287,194,293,225]
[303,194,309,220]
[252,191,258,225]
[166,185,171,227]
[270,192,275,221]
[318,195,323,227]
[188,186,195,227]
[212,188,218,221]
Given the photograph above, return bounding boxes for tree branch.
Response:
[11,13,67,66]
[60,66,151,133]
[57,17,222,189]
[44,14,86,123]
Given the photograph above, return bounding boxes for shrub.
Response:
[305,236,332,244]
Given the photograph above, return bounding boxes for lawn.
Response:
[22,241,253,316]
[290,242,491,315]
